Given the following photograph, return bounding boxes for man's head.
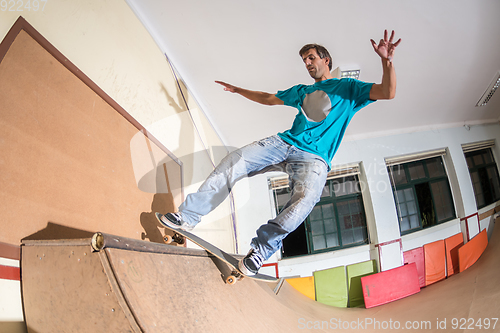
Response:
[299,44,333,81]
[299,44,333,71]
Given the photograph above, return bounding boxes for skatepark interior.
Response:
[1,1,500,332]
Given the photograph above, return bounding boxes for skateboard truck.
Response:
[163,232,185,245]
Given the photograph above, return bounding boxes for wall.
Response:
[0,0,238,244]
[234,122,500,278]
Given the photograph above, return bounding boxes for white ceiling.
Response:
[126,0,500,150]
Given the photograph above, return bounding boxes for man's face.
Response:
[302,49,330,81]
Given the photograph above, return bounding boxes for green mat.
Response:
[346,260,378,307]
[314,266,348,307]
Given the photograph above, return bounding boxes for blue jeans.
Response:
[178,135,328,260]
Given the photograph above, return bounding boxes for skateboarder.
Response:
[158,30,401,276]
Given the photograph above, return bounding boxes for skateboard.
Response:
[155,212,277,285]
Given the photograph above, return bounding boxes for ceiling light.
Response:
[341,69,360,80]
[476,71,500,107]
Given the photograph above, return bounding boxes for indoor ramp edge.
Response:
[21,223,500,333]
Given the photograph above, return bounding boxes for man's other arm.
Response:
[369,59,397,100]
[368,30,401,100]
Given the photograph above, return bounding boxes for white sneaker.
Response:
[156,212,194,232]
[238,248,265,276]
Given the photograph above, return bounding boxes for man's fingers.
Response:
[370,39,379,52]
[216,81,231,89]
[393,38,402,47]
[215,80,237,93]
[389,30,395,43]
[384,29,388,41]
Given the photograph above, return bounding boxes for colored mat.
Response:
[346,260,377,307]
[361,263,420,308]
[459,229,488,272]
[403,247,425,288]
[286,276,315,301]
[314,266,348,307]
[424,240,446,286]
[445,233,463,277]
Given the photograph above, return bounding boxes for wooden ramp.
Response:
[21,223,500,332]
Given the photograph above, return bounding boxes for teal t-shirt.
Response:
[276,78,375,169]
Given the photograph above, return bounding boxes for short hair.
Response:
[299,44,333,71]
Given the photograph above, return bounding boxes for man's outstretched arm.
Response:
[215,81,284,106]
[369,30,401,100]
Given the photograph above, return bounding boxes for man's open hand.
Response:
[370,30,401,62]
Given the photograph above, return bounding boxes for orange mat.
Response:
[423,240,446,286]
[286,276,315,301]
[459,229,488,272]
[445,233,463,277]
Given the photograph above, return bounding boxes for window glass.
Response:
[427,158,445,178]
[483,150,493,164]
[326,233,339,248]
[324,218,337,233]
[487,166,500,201]
[395,188,419,232]
[473,154,484,166]
[466,156,474,168]
[333,176,360,197]
[276,187,291,207]
[471,171,485,207]
[408,162,426,180]
[430,180,454,222]
[322,204,335,219]
[389,165,407,186]
[311,220,324,235]
[312,236,326,251]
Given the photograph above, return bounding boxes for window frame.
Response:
[271,172,369,258]
[388,156,456,235]
[464,148,500,209]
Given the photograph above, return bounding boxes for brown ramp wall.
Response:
[0,17,183,248]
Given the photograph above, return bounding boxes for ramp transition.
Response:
[21,223,500,332]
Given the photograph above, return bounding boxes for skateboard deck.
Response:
[155,213,277,284]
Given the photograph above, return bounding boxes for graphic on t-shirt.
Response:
[302,90,332,122]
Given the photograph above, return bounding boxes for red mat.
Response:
[361,263,420,308]
[403,247,425,288]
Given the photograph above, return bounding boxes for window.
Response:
[272,173,369,258]
[464,148,500,209]
[388,157,456,235]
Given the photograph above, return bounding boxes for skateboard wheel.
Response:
[163,234,173,244]
[226,275,237,285]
